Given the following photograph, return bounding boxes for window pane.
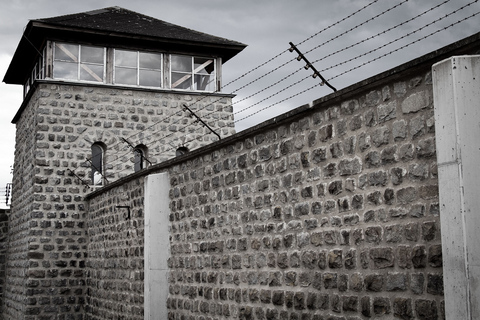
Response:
[195,74,215,91]
[194,57,214,75]
[80,64,104,82]
[139,52,161,70]
[115,67,137,85]
[55,43,78,62]
[171,72,192,90]
[139,69,161,87]
[81,46,104,64]
[91,144,103,185]
[134,149,144,172]
[54,61,78,80]
[171,55,191,72]
[115,50,137,67]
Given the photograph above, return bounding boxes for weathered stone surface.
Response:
[369,248,394,269]
[402,91,429,113]
[365,274,384,292]
[393,298,413,319]
[7,58,446,320]
[373,297,391,315]
[415,299,437,320]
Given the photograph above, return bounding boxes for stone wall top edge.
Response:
[85,31,480,200]
[11,79,236,124]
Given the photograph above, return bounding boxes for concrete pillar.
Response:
[144,172,171,320]
[433,55,480,320]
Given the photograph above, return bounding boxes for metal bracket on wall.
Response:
[116,205,131,220]
[288,42,337,92]
[182,103,221,140]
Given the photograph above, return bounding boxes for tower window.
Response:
[53,42,105,82]
[176,147,189,156]
[91,143,105,185]
[171,55,216,91]
[114,50,162,87]
[133,145,149,172]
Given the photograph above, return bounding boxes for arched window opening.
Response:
[176,146,189,157]
[134,145,148,172]
[91,143,105,185]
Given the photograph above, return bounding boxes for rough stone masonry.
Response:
[85,61,444,319]
[164,69,442,320]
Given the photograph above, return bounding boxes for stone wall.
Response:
[0,209,9,315]
[6,32,480,320]
[2,82,234,319]
[164,69,443,319]
[3,89,40,319]
[85,177,146,319]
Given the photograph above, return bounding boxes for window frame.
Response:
[91,143,105,186]
[24,41,221,95]
[133,145,149,172]
[114,49,163,88]
[53,42,106,83]
[170,54,217,92]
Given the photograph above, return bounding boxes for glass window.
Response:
[171,55,215,91]
[91,143,104,185]
[115,50,162,87]
[176,147,189,156]
[133,145,148,172]
[53,42,105,82]
[134,149,144,172]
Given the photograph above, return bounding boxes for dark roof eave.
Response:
[3,20,246,85]
[31,20,246,50]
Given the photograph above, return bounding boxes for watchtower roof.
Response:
[4,7,246,84]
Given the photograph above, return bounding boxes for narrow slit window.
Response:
[176,146,189,156]
[91,144,104,185]
[134,149,144,172]
[133,145,149,172]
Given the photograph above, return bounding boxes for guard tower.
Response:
[2,7,245,319]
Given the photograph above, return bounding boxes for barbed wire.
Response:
[326,5,480,81]
[295,0,381,47]
[302,0,409,56]
[64,0,391,178]
[311,0,453,65]
[64,0,479,185]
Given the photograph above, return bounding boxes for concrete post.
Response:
[432,55,480,320]
[144,172,171,320]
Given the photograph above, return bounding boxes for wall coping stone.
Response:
[85,30,480,199]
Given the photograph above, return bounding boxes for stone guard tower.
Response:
[2,7,245,319]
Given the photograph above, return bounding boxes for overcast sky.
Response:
[0,0,478,208]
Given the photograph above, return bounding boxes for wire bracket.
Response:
[288,42,337,92]
[67,169,91,186]
[183,104,221,140]
[121,138,153,166]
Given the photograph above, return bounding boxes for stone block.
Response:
[402,91,429,113]
[415,299,437,319]
[369,247,394,269]
[365,274,384,292]
[373,297,391,315]
[338,157,362,176]
[393,298,413,319]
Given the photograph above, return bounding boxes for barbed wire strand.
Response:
[320,0,479,75]
[302,0,409,56]
[76,0,407,161]
[311,0,453,65]
[67,1,477,183]
[328,9,480,82]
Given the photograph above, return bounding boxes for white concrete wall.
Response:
[144,172,171,320]
[433,55,480,320]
